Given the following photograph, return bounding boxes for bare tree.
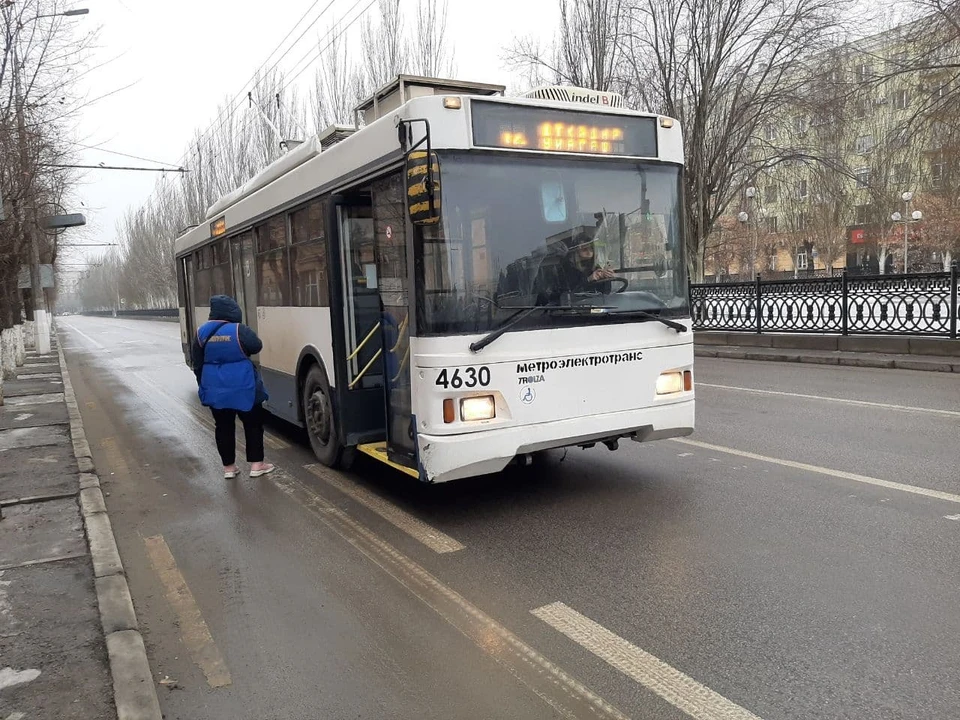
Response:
[505,0,627,92]
[410,0,455,78]
[0,0,91,396]
[360,0,406,91]
[312,21,360,128]
[623,0,851,280]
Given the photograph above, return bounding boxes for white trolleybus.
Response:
[176,75,694,483]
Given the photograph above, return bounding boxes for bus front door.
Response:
[331,196,387,453]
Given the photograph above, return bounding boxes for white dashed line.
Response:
[304,464,465,554]
[533,602,764,720]
[698,383,960,418]
[673,438,960,505]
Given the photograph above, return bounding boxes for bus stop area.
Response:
[0,330,158,720]
[1,313,949,720]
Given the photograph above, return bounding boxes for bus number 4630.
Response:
[435,366,491,389]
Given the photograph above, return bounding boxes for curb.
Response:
[56,330,163,720]
[695,347,960,373]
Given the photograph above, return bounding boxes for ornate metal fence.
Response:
[690,264,959,337]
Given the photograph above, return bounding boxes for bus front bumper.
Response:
[417,400,694,484]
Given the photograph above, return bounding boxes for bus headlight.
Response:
[656,370,692,395]
[460,395,496,421]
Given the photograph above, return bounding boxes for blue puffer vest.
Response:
[197,321,257,411]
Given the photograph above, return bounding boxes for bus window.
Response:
[255,215,290,307]
[257,248,290,307]
[211,238,232,297]
[194,249,212,307]
[291,198,329,307]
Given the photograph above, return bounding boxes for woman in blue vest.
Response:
[191,295,273,479]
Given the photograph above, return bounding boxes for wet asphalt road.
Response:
[59,316,960,720]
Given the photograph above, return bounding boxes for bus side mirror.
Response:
[405,150,442,226]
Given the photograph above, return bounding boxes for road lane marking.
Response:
[533,602,763,720]
[945,514,960,521]
[264,431,289,450]
[673,438,960,505]
[60,322,104,349]
[144,535,232,689]
[303,464,464,554]
[269,470,627,720]
[698,383,960,418]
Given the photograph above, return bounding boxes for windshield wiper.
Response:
[607,309,688,333]
[469,304,602,353]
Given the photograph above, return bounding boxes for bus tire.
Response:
[302,364,343,467]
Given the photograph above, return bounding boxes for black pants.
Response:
[211,405,264,465]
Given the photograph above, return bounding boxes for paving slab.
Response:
[22,359,58,368]
[3,379,65,397]
[0,445,78,503]
[4,392,65,407]
[0,425,70,452]
[0,498,86,569]
[0,402,69,430]
[0,558,114,720]
[17,365,60,376]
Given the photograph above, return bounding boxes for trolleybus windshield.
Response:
[415,153,688,336]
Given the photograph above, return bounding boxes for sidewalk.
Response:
[694,332,960,373]
[0,329,161,720]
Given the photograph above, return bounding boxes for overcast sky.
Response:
[62,0,554,268]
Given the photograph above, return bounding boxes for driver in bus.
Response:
[533,235,615,304]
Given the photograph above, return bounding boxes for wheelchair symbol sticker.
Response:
[520,387,536,405]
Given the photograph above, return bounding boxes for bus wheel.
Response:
[303,365,342,467]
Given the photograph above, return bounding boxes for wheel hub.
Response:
[306,389,330,444]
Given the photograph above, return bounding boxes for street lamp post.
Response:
[891,191,922,274]
[738,186,765,280]
[10,7,89,354]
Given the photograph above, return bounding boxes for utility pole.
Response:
[11,39,50,355]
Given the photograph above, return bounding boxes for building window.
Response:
[936,81,948,100]
[797,179,808,200]
[932,162,945,189]
[797,213,809,231]
[855,134,874,154]
[893,89,910,110]
[894,163,911,186]
[796,251,809,270]
[857,63,871,82]
[765,183,778,203]
[793,115,807,135]
[855,204,870,225]
[856,167,871,188]
[768,255,777,271]
[764,125,776,141]
[765,216,779,234]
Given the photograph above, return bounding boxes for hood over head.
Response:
[208,295,243,323]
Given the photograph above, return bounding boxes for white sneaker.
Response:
[250,464,275,478]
